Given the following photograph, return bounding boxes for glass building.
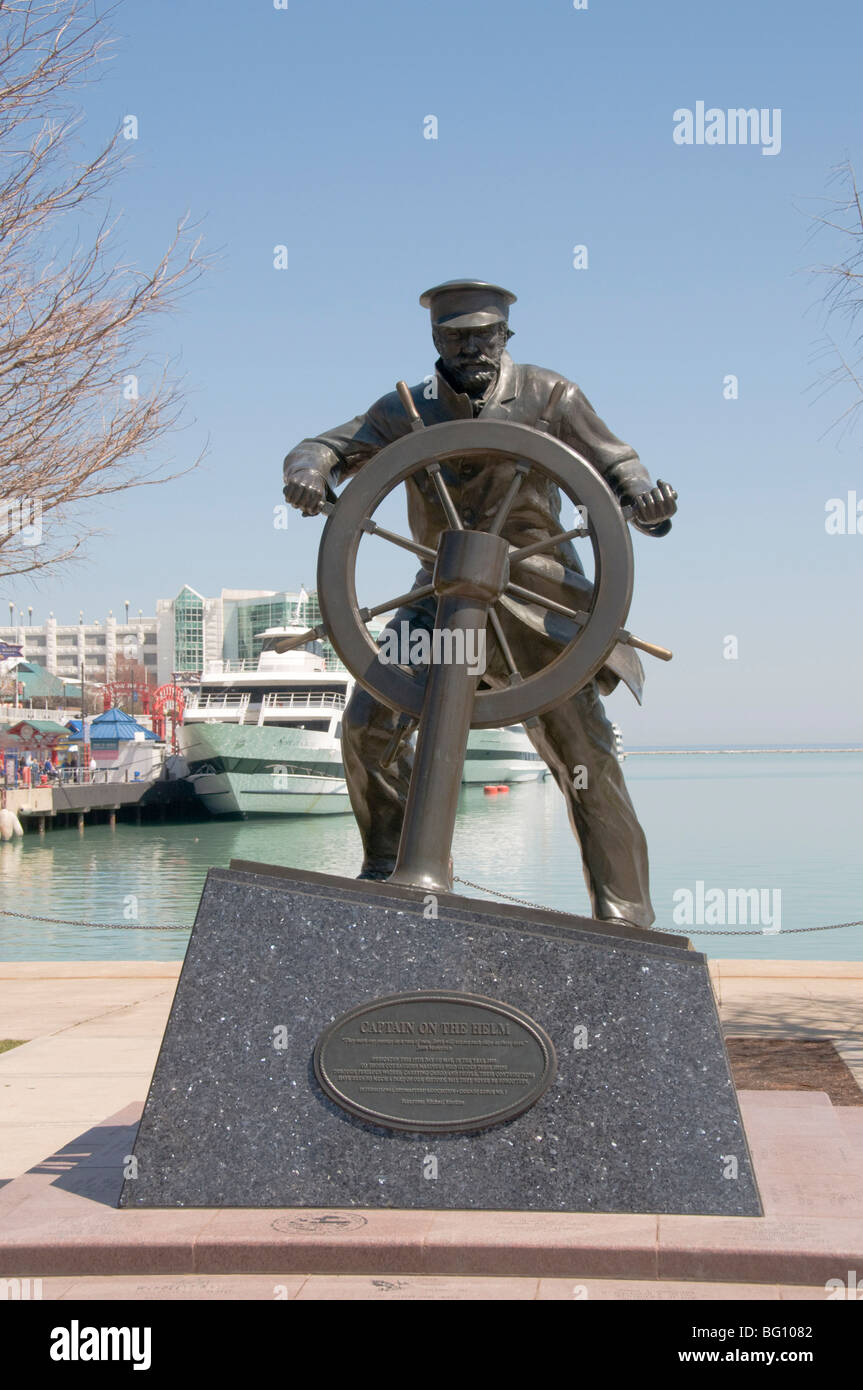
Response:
[155,586,353,681]
[234,592,325,663]
[172,587,205,673]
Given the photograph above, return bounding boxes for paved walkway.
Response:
[0,962,178,1180]
[1,960,861,1299]
[710,959,863,1092]
[11,1274,844,1300]
[0,1093,861,1291]
[3,959,861,1183]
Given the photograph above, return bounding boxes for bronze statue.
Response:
[282,281,677,928]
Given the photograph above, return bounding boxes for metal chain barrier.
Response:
[452,876,863,935]
[2,890,862,937]
[0,908,189,931]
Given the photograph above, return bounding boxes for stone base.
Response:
[120,863,761,1215]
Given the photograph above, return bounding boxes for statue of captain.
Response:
[281,280,677,929]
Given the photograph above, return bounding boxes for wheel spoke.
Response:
[487,463,529,535]
[505,582,589,624]
[505,585,673,661]
[509,524,588,564]
[270,623,327,654]
[360,583,436,621]
[395,380,463,531]
[360,517,436,563]
[425,463,463,530]
[488,609,522,684]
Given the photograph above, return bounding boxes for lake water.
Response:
[1,752,861,962]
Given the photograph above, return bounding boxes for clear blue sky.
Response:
[5,0,863,744]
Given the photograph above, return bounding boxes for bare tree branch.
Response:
[800,159,863,440]
[0,0,209,582]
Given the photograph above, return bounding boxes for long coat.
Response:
[283,353,667,701]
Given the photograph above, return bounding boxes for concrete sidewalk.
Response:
[0,962,178,1180]
[710,959,863,1090]
[3,959,861,1184]
[14,1273,843,1300]
[1,959,861,1300]
[0,1093,861,1292]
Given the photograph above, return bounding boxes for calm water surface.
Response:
[1,753,861,961]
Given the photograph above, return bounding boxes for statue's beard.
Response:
[441,357,499,395]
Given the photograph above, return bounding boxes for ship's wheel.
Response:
[280,382,672,892]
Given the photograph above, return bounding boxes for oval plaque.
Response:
[314,990,557,1133]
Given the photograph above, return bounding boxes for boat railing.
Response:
[202,659,260,674]
[257,691,347,724]
[184,691,251,721]
[202,655,324,675]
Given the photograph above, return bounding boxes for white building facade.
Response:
[2,585,355,694]
[0,612,158,687]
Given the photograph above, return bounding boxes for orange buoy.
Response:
[483,785,499,795]
[495,784,510,793]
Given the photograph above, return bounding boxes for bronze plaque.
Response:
[313,990,557,1133]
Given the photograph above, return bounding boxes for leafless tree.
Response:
[805,160,863,440]
[0,0,207,583]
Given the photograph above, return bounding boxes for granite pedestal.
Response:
[119,862,761,1215]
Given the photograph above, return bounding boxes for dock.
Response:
[2,777,199,833]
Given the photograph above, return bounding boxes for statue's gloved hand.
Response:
[623,479,677,532]
[283,466,329,516]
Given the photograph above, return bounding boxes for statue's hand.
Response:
[283,466,328,516]
[625,479,677,528]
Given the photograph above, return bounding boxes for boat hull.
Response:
[178,721,350,816]
[461,729,545,785]
[179,720,544,816]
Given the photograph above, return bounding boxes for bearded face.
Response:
[432,322,511,396]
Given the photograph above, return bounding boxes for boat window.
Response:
[268,720,331,732]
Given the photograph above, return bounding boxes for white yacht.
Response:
[179,628,544,816]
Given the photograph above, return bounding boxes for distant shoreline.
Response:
[626,747,863,756]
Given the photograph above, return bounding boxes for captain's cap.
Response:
[419,279,517,329]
